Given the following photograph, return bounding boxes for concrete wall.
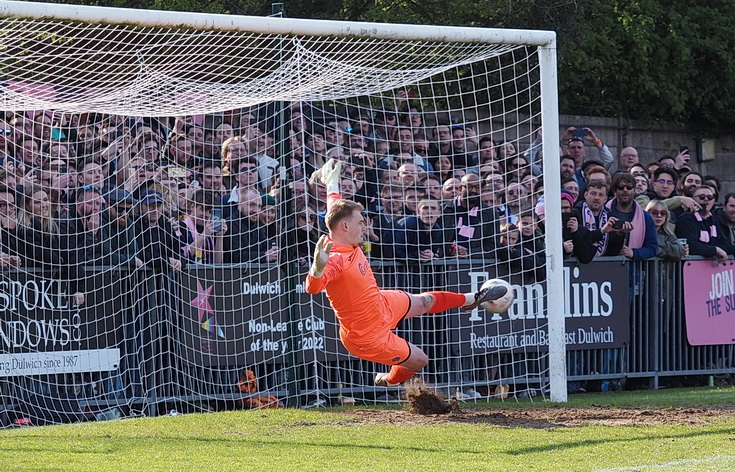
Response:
[560,114,735,196]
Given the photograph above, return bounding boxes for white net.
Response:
[0,4,561,425]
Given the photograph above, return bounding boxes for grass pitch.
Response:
[2,386,735,472]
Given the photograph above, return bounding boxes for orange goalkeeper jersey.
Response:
[304,192,389,343]
[305,236,390,342]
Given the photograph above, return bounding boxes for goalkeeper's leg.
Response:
[375,342,428,387]
[404,285,501,318]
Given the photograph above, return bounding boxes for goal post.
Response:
[0,0,566,425]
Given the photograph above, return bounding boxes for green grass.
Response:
[2,387,735,472]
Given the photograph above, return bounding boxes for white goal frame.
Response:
[0,0,566,402]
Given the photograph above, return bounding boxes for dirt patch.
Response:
[405,382,455,415]
[340,405,735,429]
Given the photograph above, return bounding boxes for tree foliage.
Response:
[37,0,735,133]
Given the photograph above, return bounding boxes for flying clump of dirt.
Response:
[405,381,460,415]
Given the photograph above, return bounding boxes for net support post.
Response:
[538,37,567,403]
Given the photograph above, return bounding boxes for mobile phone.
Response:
[212,208,222,232]
[612,219,624,230]
[51,128,66,140]
[680,146,689,154]
[562,213,574,226]
[168,166,187,178]
[572,128,587,138]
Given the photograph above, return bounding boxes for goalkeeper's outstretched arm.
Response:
[321,158,342,209]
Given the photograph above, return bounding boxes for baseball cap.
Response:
[139,190,165,205]
[105,188,135,205]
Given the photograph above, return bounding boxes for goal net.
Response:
[0,1,564,425]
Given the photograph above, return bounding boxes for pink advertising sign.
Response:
[683,260,735,345]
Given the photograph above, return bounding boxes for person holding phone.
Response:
[180,189,228,264]
[570,179,625,263]
[561,126,614,191]
[605,173,657,260]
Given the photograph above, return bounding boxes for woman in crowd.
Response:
[645,199,687,261]
[17,184,85,305]
[179,188,227,264]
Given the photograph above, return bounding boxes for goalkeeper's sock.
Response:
[386,365,416,385]
[425,291,468,313]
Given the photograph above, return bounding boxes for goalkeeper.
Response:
[304,159,502,386]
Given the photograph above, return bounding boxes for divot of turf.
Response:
[404,382,461,415]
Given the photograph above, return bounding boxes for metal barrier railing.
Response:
[1,256,733,424]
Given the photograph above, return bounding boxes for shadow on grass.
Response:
[506,426,735,455]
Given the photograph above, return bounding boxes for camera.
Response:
[612,219,624,230]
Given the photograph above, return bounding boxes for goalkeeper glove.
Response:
[310,234,333,278]
[320,158,342,194]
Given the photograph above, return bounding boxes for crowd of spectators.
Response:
[0,101,732,305]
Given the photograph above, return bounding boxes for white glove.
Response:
[310,234,333,278]
[320,158,342,194]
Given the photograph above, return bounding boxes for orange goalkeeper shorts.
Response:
[340,289,412,365]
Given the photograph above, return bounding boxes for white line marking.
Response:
[590,455,735,471]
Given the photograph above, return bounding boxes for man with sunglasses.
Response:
[675,185,734,262]
[606,173,657,260]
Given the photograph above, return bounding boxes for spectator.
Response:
[441,177,461,207]
[716,193,735,250]
[561,126,614,171]
[678,170,703,198]
[517,210,543,256]
[224,188,276,264]
[674,147,691,171]
[247,127,279,190]
[675,185,733,262]
[636,167,698,219]
[260,194,279,242]
[479,136,497,165]
[395,197,446,262]
[59,186,112,268]
[167,134,195,167]
[611,146,640,173]
[429,122,452,158]
[180,189,228,264]
[370,184,403,259]
[644,200,687,261]
[221,155,259,219]
[560,154,576,181]
[703,175,722,202]
[442,173,498,258]
[0,184,21,267]
[570,179,624,263]
[634,175,649,196]
[657,155,675,169]
[16,185,84,304]
[606,173,657,261]
[200,161,225,199]
[102,188,142,268]
[561,192,581,258]
[495,222,544,282]
[402,184,424,216]
[287,203,321,266]
[504,180,531,224]
[561,176,580,203]
[431,154,455,183]
[133,188,182,272]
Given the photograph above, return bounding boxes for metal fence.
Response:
[0,256,732,425]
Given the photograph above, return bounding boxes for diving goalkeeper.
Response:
[304,159,503,387]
